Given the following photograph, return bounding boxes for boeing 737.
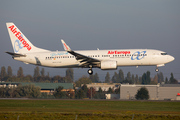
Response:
[6,23,175,75]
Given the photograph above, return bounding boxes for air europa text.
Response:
[9,25,31,51]
[108,51,130,55]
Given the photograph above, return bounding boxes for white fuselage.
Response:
[14,49,174,69]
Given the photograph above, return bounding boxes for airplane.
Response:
[5,23,175,75]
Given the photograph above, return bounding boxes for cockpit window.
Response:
[161,53,167,55]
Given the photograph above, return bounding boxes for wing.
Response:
[61,39,100,67]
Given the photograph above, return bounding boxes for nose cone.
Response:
[168,55,175,62]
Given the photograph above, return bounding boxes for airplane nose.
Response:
[168,55,175,62]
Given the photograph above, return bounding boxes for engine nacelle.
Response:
[101,60,117,70]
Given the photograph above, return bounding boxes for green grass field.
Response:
[0,99,180,120]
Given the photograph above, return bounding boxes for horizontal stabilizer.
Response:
[5,51,26,57]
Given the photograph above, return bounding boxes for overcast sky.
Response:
[0,0,180,81]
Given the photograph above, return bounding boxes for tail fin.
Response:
[6,23,49,53]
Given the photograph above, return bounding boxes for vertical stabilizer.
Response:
[6,23,49,53]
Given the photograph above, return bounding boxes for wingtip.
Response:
[61,39,71,51]
[61,39,65,44]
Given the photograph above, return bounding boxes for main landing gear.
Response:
[87,65,93,75]
[88,69,93,75]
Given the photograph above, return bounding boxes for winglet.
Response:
[61,39,71,51]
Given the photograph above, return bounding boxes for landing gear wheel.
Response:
[155,68,159,72]
[88,69,93,75]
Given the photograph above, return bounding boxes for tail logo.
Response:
[8,25,32,51]
[14,35,24,53]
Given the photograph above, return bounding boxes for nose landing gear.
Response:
[155,66,159,72]
[155,68,159,72]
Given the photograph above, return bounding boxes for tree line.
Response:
[0,66,74,83]
[0,66,178,84]
[104,69,178,84]
[75,70,178,87]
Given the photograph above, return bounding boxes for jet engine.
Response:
[100,60,117,70]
